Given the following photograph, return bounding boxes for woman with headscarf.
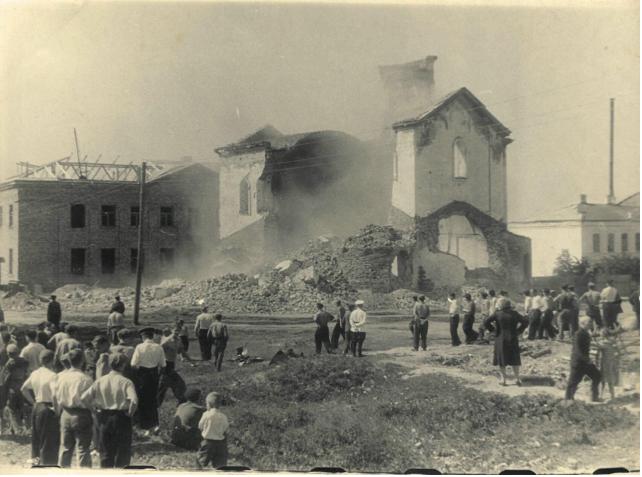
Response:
[483,299,529,386]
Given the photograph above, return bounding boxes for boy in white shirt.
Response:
[196,392,229,469]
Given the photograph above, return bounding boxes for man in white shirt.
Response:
[197,392,229,469]
[526,290,542,340]
[53,348,94,468]
[194,307,214,361]
[54,325,83,371]
[131,327,165,434]
[600,280,621,329]
[447,293,462,346]
[82,353,138,468]
[349,300,367,357]
[20,349,59,466]
[20,330,46,373]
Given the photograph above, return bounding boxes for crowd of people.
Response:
[0,279,637,468]
[0,295,231,469]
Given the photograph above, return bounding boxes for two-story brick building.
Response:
[0,160,218,290]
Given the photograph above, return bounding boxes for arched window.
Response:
[239,175,251,215]
[453,138,467,179]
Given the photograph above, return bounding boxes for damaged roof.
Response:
[393,87,511,136]
[216,125,348,157]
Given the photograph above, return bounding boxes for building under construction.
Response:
[0,158,218,290]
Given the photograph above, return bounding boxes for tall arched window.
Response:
[453,138,467,178]
[239,175,251,215]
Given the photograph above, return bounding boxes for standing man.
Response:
[21,350,60,466]
[81,353,137,468]
[2,344,30,434]
[0,302,4,324]
[47,295,62,330]
[447,293,462,346]
[343,303,355,356]
[565,315,601,402]
[538,289,557,340]
[331,300,347,350]
[527,290,542,340]
[53,348,94,468]
[313,303,334,355]
[158,328,191,406]
[461,293,478,344]
[477,292,491,341]
[349,300,367,357]
[107,311,125,345]
[555,285,573,340]
[580,282,603,329]
[488,290,498,313]
[568,286,580,336]
[54,325,83,372]
[412,296,430,351]
[194,307,214,361]
[20,330,46,374]
[110,295,125,315]
[207,314,229,372]
[130,327,165,436]
[601,280,622,329]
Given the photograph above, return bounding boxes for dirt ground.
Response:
[0,306,639,473]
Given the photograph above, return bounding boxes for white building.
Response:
[509,193,640,277]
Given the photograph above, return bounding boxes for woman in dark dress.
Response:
[483,300,529,386]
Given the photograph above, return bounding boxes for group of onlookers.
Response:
[313,300,367,357]
[0,296,230,469]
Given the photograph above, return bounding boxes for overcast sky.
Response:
[0,0,638,220]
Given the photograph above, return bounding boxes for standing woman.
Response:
[483,300,529,386]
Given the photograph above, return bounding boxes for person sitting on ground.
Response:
[483,299,529,386]
[171,388,205,450]
[1,344,30,435]
[196,392,229,469]
[20,329,46,374]
[565,315,601,402]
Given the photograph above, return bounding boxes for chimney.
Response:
[607,98,616,204]
[579,194,587,204]
[379,55,438,125]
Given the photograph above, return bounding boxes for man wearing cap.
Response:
[158,327,192,406]
[412,296,430,351]
[47,295,62,330]
[130,327,165,435]
[53,348,94,467]
[54,325,83,372]
[580,282,603,329]
[81,353,137,468]
[194,307,214,361]
[313,303,334,355]
[349,300,367,357]
[21,349,60,465]
[110,295,125,315]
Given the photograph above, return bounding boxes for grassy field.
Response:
[0,308,639,473]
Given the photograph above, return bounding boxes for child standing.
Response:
[196,392,229,469]
[596,328,621,400]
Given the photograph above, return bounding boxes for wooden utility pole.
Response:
[133,162,146,325]
[608,98,615,203]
